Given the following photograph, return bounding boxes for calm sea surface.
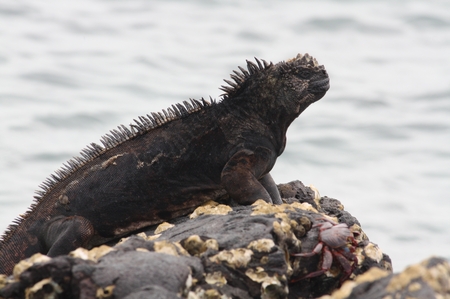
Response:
[1,0,449,271]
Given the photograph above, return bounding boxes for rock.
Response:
[0,181,393,298]
[320,256,450,299]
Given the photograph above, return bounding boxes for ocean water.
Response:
[0,0,449,272]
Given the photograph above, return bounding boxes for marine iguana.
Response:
[0,53,329,275]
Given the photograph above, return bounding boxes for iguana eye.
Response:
[296,69,313,79]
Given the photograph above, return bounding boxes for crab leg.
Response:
[333,250,357,282]
[292,242,323,257]
[290,247,333,282]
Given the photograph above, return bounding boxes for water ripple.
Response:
[20,72,80,88]
[405,15,450,29]
[296,17,400,34]
[33,113,108,129]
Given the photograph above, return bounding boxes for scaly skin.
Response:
[0,53,329,275]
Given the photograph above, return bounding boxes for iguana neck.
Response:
[219,97,296,156]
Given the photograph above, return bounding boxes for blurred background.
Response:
[0,0,449,271]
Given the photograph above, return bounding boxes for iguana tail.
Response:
[0,218,44,275]
[0,214,95,275]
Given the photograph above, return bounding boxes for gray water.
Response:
[1,0,449,272]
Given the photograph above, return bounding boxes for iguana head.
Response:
[278,53,329,109]
[221,53,329,120]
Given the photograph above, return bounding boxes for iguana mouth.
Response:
[308,76,330,94]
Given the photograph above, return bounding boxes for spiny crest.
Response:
[33,98,213,202]
[0,98,215,246]
[277,53,321,73]
[286,53,319,67]
[220,57,273,98]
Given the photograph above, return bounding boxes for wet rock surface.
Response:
[3,180,438,299]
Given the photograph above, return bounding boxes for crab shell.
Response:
[318,223,353,249]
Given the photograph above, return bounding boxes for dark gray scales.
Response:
[0,53,329,275]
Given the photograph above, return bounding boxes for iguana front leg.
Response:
[221,147,281,205]
[42,215,95,256]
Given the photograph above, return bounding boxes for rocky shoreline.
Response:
[0,181,448,299]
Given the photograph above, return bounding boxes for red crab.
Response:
[291,218,358,283]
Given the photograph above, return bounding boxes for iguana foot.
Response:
[259,173,282,204]
[43,215,95,256]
